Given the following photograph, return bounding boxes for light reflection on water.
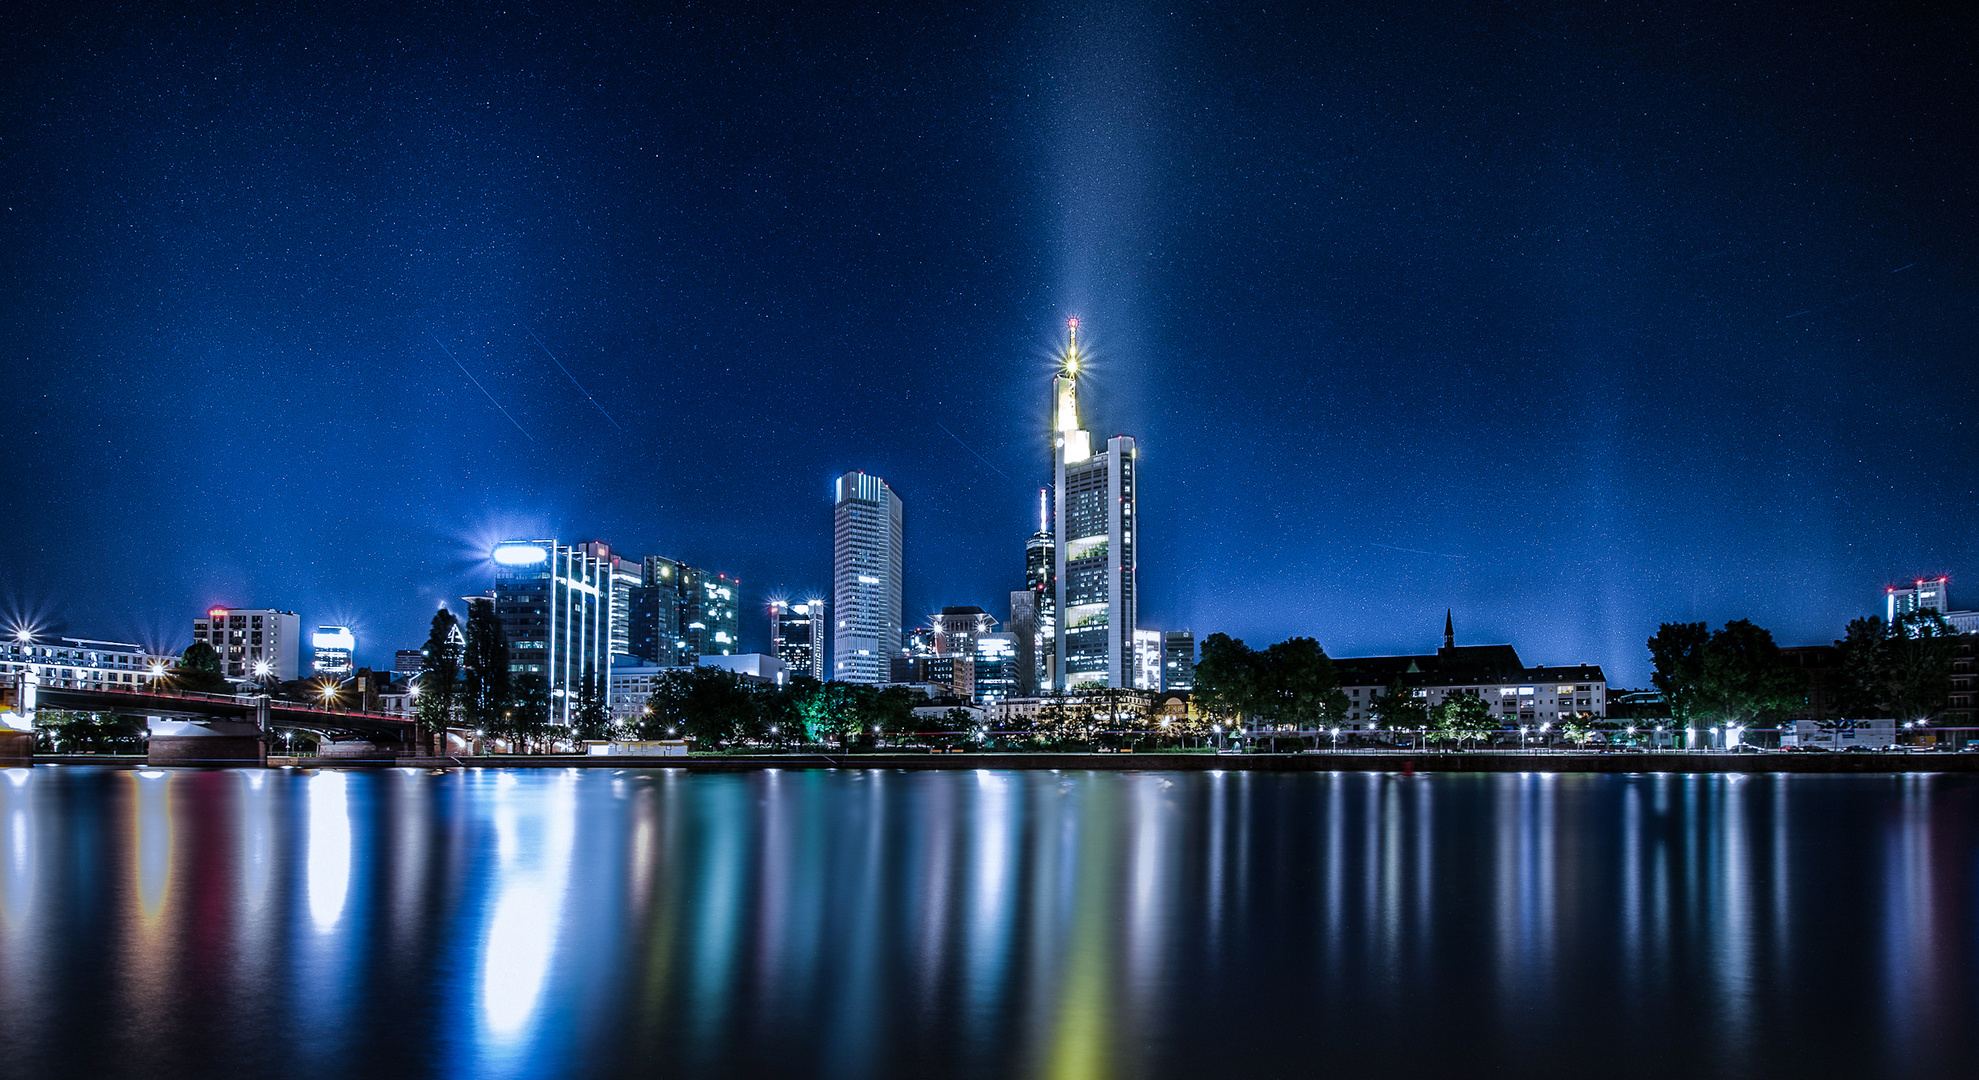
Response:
[0,767,1975,1079]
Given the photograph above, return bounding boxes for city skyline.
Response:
[2,3,1973,687]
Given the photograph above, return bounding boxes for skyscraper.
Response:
[1051,319,1137,689]
[1024,486,1056,692]
[1163,630,1196,691]
[492,539,612,726]
[770,598,825,682]
[833,470,903,684]
[681,567,741,657]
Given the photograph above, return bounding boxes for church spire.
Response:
[1444,609,1455,650]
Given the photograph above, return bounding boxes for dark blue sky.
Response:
[2,1,1972,684]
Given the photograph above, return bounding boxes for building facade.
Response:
[1,637,168,691]
[312,626,354,677]
[1332,616,1607,730]
[770,599,825,682]
[832,470,903,684]
[1051,320,1137,689]
[1163,630,1196,691]
[492,539,612,727]
[1133,628,1163,691]
[192,608,301,683]
[1025,487,1056,691]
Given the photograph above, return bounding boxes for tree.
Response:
[1434,690,1497,748]
[1647,622,1711,725]
[1193,633,1260,728]
[638,666,754,748]
[461,600,512,732]
[172,642,234,694]
[34,710,146,753]
[1650,619,1801,734]
[1370,677,1429,734]
[572,662,614,742]
[1836,611,1958,725]
[1257,637,1350,732]
[415,607,463,755]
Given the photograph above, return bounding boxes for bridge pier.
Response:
[0,729,30,766]
[147,720,267,766]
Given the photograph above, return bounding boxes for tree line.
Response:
[1649,610,1961,729]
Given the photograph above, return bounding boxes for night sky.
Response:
[2,2,1972,685]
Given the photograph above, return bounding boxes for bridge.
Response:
[11,682,419,765]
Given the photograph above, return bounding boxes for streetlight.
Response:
[1330,726,1340,752]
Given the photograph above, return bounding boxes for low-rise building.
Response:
[1332,613,1607,730]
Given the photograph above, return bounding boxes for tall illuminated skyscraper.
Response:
[833,471,903,684]
[1024,486,1056,692]
[491,539,611,726]
[1051,319,1138,689]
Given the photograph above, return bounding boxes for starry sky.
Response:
[2,1,1972,685]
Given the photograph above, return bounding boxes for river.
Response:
[0,766,1973,1078]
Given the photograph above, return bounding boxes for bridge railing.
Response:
[46,686,410,724]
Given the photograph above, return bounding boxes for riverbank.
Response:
[29,750,1979,772]
[259,750,1979,773]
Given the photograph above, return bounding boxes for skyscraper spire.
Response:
[1055,318,1081,436]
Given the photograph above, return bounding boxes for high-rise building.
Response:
[1888,576,1950,622]
[682,567,741,657]
[192,608,301,683]
[833,471,903,684]
[1008,589,1039,696]
[975,631,1019,705]
[1163,630,1196,691]
[1051,319,1137,689]
[630,555,684,665]
[580,541,644,659]
[1025,486,1056,692]
[312,626,355,677]
[491,539,612,726]
[770,598,825,681]
[1133,628,1163,691]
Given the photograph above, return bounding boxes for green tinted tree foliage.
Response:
[34,710,146,753]
[461,600,511,731]
[1434,690,1497,747]
[415,607,463,751]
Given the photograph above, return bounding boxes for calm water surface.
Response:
[0,766,1975,1079]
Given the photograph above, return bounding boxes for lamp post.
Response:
[1331,726,1340,753]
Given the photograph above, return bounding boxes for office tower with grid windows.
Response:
[832,471,903,684]
[1051,319,1137,689]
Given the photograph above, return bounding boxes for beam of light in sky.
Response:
[430,331,536,443]
[529,328,624,432]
